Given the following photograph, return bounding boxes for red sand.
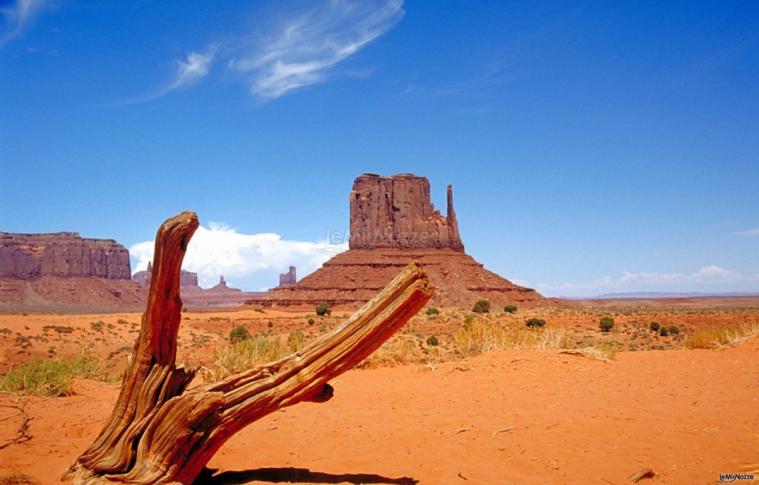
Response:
[2,338,758,484]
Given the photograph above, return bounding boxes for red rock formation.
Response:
[0,232,131,279]
[279,266,297,287]
[257,173,545,309]
[132,262,199,289]
[349,173,464,251]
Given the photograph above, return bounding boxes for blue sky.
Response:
[1,0,758,296]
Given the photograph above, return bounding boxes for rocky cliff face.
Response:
[349,174,464,251]
[0,232,131,280]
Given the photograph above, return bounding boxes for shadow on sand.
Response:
[199,467,418,485]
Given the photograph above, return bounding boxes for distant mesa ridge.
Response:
[254,173,545,309]
[0,231,131,280]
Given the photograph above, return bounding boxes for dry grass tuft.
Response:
[685,322,759,349]
[201,331,309,381]
[0,473,37,485]
[453,320,566,356]
[0,354,109,397]
[358,336,426,368]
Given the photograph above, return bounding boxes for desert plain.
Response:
[1,297,757,485]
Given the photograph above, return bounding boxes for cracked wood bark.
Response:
[64,211,434,484]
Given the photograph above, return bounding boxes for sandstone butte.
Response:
[256,173,545,309]
[0,231,144,311]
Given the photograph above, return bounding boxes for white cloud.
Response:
[533,265,749,297]
[0,0,47,45]
[229,0,405,98]
[129,222,347,289]
[138,0,404,102]
[168,47,216,91]
[734,228,759,236]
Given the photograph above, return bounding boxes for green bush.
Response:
[526,318,546,329]
[659,327,670,337]
[650,322,660,332]
[599,317,614,333]
[426,307,440,316]
[316,302,331,316]
[668,325,680,335]
[229,324,251,343]
[503,304,518,313]
[472,299,491,313]
[426,335,439,346]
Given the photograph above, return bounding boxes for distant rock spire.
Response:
[446,184,463,251]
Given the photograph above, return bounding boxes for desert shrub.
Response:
[229,324,251,343]
[650,322,660,332]
[267,321,273,329]
[503,304,518,313]
[90,320,105,332]
[659,327,670,337]
[472,299,491,314]
[426,307,440,316]
[526,318,546,329]
[307,317,315,326]
[117,319,129,325]
[287,330,306,352]
[315,303,331,316]
[0,354,107,397]
[599,317,614,333]
[464,314,475,325]
[426,335,439,346]
[668,325,679,335]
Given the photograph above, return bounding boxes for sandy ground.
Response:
[1,337,758,484]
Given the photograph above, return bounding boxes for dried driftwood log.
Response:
[64,211,433,484]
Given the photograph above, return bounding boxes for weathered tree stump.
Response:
[64,211,434,484]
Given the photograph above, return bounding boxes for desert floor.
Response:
[1,302,758,484]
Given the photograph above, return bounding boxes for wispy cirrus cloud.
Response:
[123,45,217,104]
[140,0,404,102]
[129,222,347,289]
[229,0,404,98]
[0,0,48,45]
[529,265,756,297]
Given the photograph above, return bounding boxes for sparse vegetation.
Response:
[599,316,614,333]
[202,333,288,381]
[287,330,305,352]
[454,320,565,356]
[229,324,251,343]
[650,322,660,332]
[307,317,315,325]
[526,318,546,329]
[426,307,440,316]
[0,473,36,485]
[668,325,680,335]
[503,304,518,313]
[0,354,108,397]
[426,335,439,346]
[316,302,331,316]
[472,299,491,314]
[90,320,105,332]
[685,323,759,349]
